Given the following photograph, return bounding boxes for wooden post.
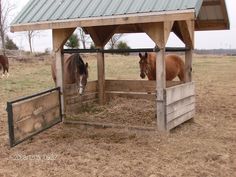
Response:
[86,27,117,105]
[52,28,75,118]
[156,48,166,131]
[173,20,194,83]
[185,49,193,82]
[97,48,105,105]
[140,22,173,131]
[55,51,64,113]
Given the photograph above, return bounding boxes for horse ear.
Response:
[145,52,148,58]
[139,53,142,58]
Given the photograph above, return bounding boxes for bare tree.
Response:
[0,0,14,55]
[78,28,90,49]
[107,34,124,49]
[27,31,39,54]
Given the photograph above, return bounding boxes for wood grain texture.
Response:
[12,90,61,142]
[11,10,195,32]
[106,92,156,101]
[166,82,195,105]
[167,110,195,131]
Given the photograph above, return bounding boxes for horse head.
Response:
[74,54,89,95]
[138,52,149,79]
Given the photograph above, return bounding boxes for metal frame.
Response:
[63,47,190,54]
[7,87,62,147]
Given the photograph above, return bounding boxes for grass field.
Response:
[0,54,236,177]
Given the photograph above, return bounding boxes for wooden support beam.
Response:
[139,21,173,48]
[185,50,193,82]
[195,20,228,31]
[97,51,105,105]
[175,20,194,48]
[219,0,230,27]
[140,21,173,131]
[156,49,167,131]
[85,26,118,47]
[86,27,119,105]
[52,28,75,117]
[11,10,195,32]
[52,28,75,52]
[88,28,107,105]
[173,20,194,83]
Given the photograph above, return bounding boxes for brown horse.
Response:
[0,55,9,79]
[51,54,89,95]
[139,52,185,81]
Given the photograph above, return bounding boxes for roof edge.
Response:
[11,9,195,33]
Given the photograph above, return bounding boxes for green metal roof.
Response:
[12,0,203,25]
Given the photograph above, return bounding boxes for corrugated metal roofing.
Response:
[12,0,203,25]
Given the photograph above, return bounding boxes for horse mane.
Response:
[73,54,88,76]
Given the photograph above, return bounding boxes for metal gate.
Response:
[7,87,62,147]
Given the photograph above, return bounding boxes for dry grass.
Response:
[0,54,236,177]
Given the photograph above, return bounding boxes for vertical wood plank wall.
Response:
[65,81,98,115]
[165,82,195,130]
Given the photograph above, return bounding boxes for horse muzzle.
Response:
[78,87,84,95]
[140,73,146,79]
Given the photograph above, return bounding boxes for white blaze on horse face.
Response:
[79,75,84,95]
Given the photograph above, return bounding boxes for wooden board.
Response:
[167,102,195,123]
[65,81,98,96]
[165,82,195,105]
[13,91,59,123]
[106,92,156,101]
[64,120,156,132]
[166,96,195,115]
[10,89,61,144]
[11,10,195,32]
[66,93,98,105]
[65,81,98,115]
[165,82,195,130]
[105,80,156,93]
[167,110,195,131]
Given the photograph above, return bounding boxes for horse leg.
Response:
[2,68,6,78]
[6,68,9,78]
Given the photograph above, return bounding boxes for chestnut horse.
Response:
[0,55,9,79]
[139,52,185,81]
[51,54,89,95]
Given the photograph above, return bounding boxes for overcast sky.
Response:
[9,0,236,52]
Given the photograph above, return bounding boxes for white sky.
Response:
[8,0,236,52]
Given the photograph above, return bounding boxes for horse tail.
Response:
[5,56,9,70]
[51,60,57,84]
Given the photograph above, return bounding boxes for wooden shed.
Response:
[10,0,230,133]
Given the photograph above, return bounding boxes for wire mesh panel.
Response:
[7,87,62,147]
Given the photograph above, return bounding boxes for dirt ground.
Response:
[0,54,236,177]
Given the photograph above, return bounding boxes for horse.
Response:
[51,54,89,95]
[138,52,185,81]
[0,55,9,79]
